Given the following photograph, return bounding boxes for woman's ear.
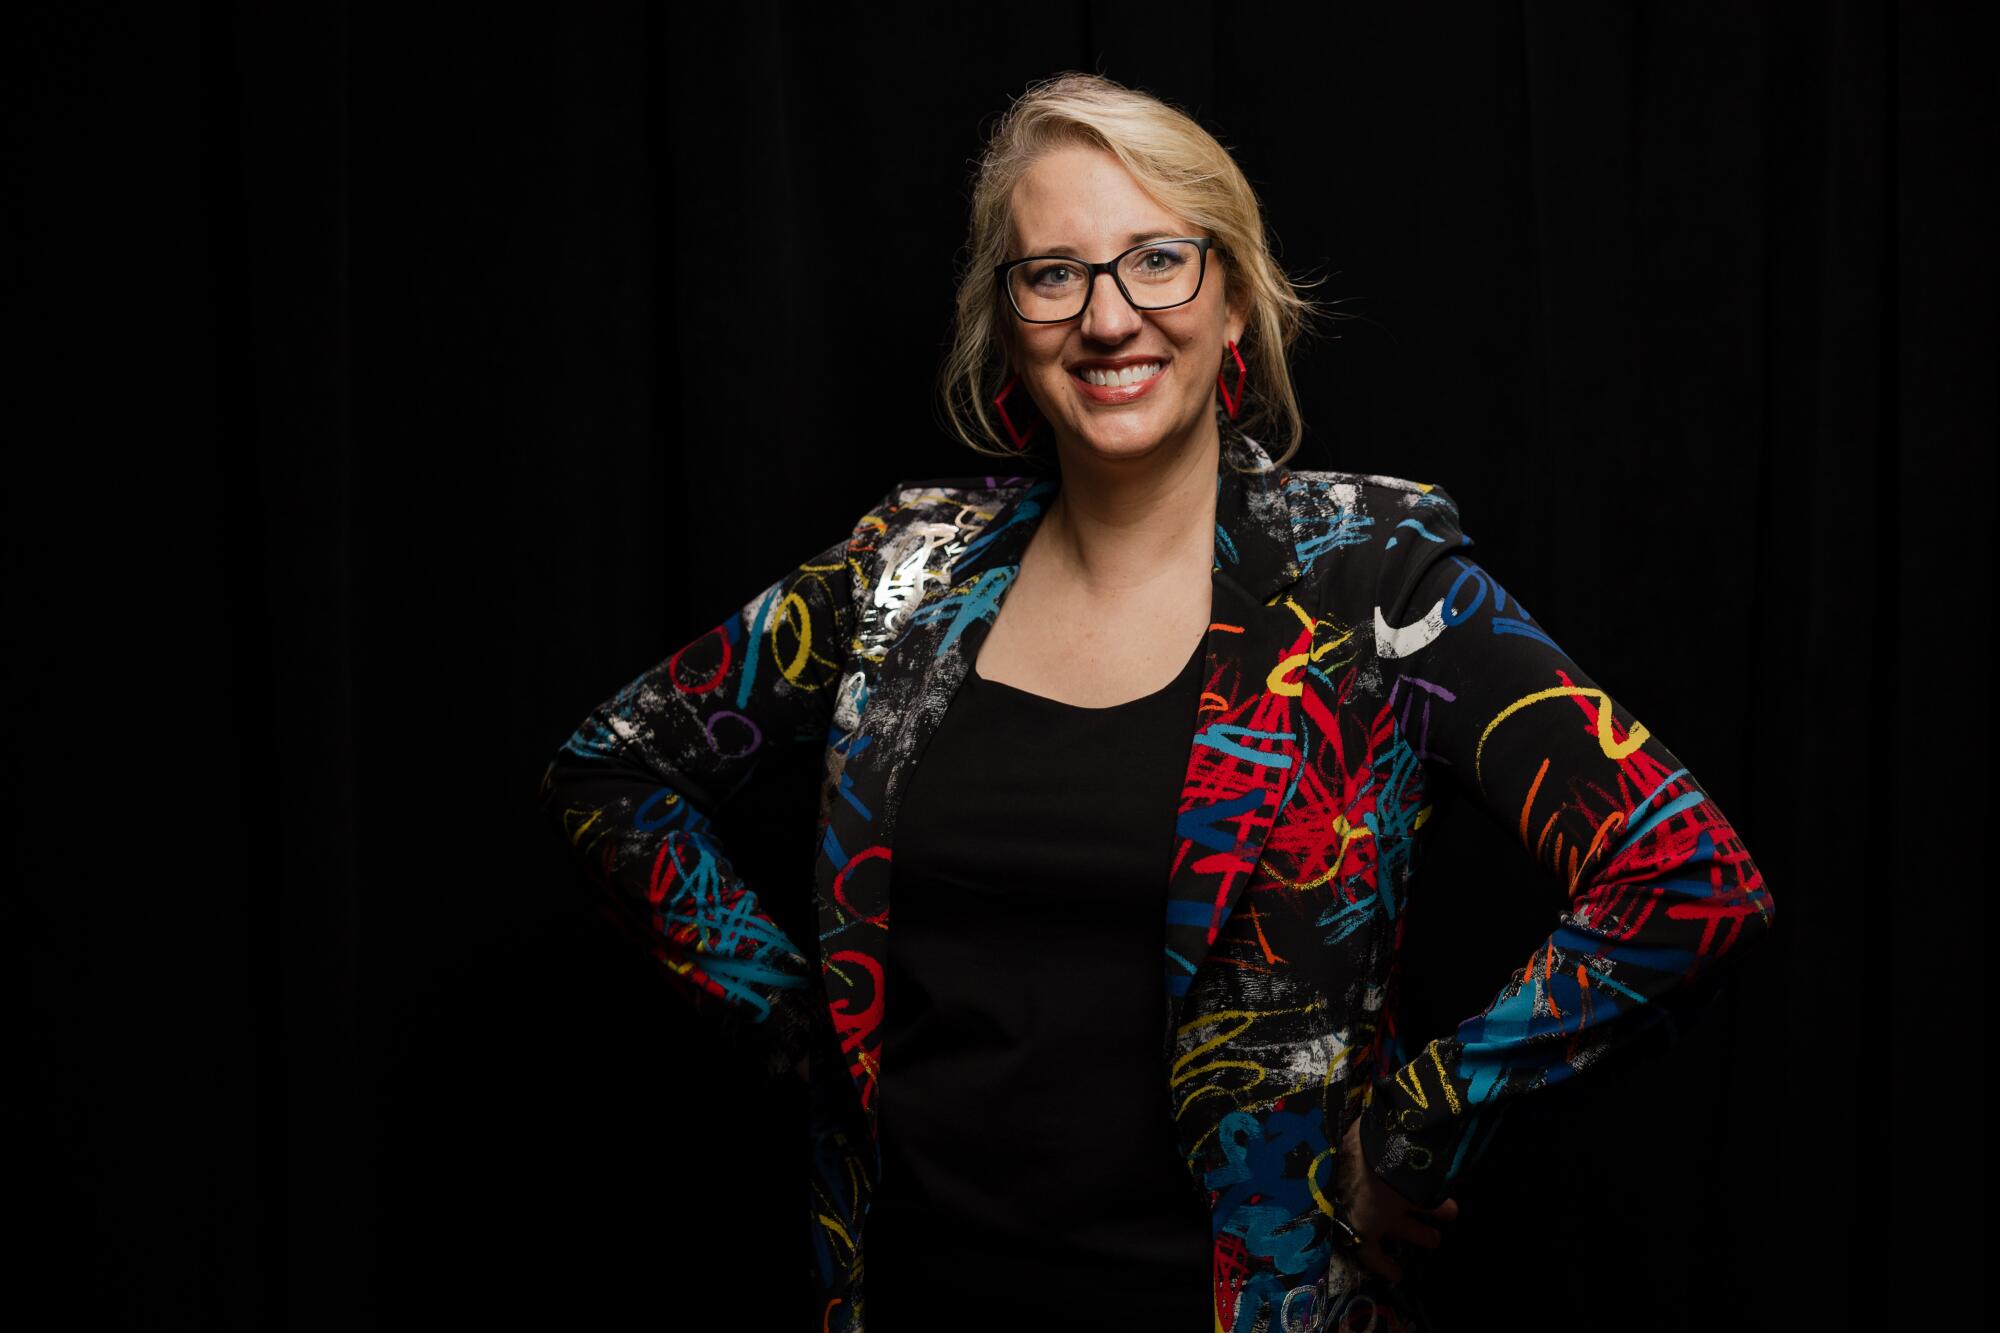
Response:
[1223,269,1250,350]
[1226,300,1249,353]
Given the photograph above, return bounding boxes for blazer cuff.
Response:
[1354,1059,1483,1212]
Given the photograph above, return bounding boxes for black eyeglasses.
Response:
[993,236,1221,323]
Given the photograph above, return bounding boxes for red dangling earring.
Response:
[1217,339,1247,420]
[992,372,1042,450]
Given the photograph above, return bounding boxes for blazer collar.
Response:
[814,417,1313,1151]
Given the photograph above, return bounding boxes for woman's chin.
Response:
[1062,403,1206,458]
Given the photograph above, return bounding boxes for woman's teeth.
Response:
[1077,361,1163,387]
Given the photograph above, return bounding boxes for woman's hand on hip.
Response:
[1335,1114,1459,1284]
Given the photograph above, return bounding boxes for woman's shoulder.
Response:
[1284,467,1462,518]
[1277,468,1474,598]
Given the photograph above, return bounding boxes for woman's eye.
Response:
[1027,264,1075,289]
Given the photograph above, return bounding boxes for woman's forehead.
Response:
[1009,149,1190,254]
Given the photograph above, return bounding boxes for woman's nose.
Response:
[1079,271,1142,341]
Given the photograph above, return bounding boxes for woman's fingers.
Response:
[1357,1240,1404,1285]
[1421,1197,1461,1224]
[1354,1196,1460,1285]
[1383,1195,1458,1251]
[1389,1213,1445,1250]
[1333,1117,1460,1285]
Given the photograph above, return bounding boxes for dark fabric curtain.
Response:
[21,3,1990,1327]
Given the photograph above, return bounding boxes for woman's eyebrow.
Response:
[1028,229,1180,257]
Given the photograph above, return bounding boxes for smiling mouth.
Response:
[1072,361,1165,388]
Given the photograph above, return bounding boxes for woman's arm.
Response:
[1353,484,1778,1211]
[536,487,893,1086]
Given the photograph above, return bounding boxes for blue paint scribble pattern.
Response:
[538,421,1776,1333]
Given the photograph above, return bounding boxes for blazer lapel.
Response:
[1160,429,1310,1047]
[811,422,1306,1162]
[810,469,1055,1146]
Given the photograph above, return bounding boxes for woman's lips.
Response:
[1069,361,1167,404]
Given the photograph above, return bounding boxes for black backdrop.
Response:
[19,3,1992,1328]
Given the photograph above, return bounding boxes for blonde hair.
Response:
[937,71,1335,467]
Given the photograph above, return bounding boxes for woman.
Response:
[538,72,1776,1333]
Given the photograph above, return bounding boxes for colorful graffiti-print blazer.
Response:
[538,422,1776,1333]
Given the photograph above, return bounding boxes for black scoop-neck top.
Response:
[862,632,1215,1329]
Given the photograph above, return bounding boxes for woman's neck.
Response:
[1037,426,1221,595]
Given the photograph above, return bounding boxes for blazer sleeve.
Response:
[1352,483,1778,1211]
[535,485,894,1087]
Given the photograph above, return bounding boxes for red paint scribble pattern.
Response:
[1350,498,1776,1213]
[538,428,1777,1331]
